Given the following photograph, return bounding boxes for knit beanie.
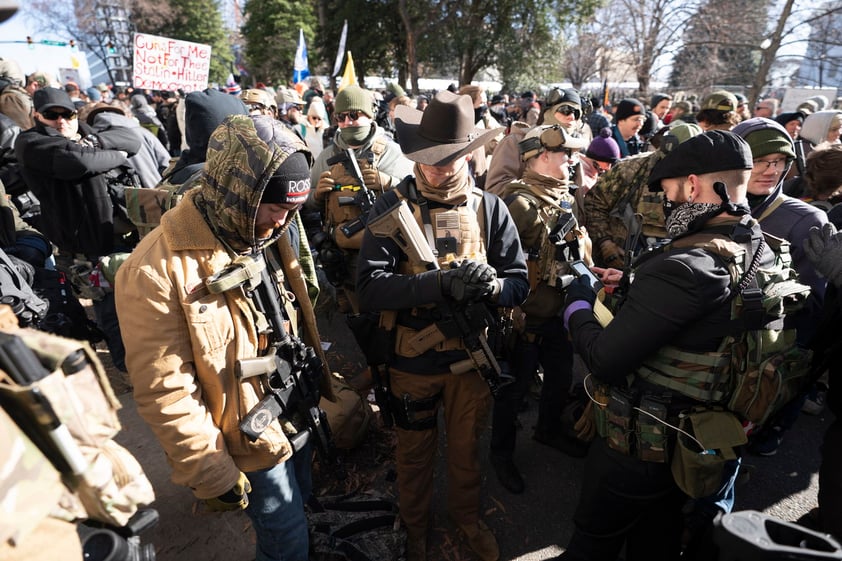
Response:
[774,112,804,128]
[615,98,645,122]
[586,128,621,163]
[732,118,797,163]
[742,128,796,160]
[334,85,374,119]
[262,151,311,205]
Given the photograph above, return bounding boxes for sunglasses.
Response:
[555,105,581,118]
[336,110,363,122]
[41,109,77,121]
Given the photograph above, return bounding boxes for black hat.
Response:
[648,130,753,191]
[33,87,76,113]
[615,98,645,122]
[261,151,311,205]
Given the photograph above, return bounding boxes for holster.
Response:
[390,392,441,431]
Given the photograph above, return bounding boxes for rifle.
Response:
[206,253,334,459]
[366,200,513,398]
[346,312,393,427]
[326,148,378,239]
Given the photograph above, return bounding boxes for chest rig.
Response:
[390,181,487,357]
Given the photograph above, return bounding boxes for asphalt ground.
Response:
[110,311,832,561]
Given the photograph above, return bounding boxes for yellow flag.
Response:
[338,51,357,92]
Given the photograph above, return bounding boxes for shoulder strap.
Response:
[755,194,785,223]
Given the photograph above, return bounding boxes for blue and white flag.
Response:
[293,29,309,84]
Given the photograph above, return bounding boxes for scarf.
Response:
[504,169,570,210]
[414,161,474,205]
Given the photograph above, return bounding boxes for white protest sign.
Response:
[133,32,211,92]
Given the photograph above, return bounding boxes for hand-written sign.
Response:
[133,33,211,92]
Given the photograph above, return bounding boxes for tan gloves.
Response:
[361,167,392,192]
[599,239,625,268]
[314,171,335,203]
[204,471,252,512]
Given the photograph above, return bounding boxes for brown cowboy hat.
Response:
[395,90,500,166]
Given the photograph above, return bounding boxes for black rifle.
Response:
[229,254,334,460]
[346,312,393,427]
[326,148,377,239]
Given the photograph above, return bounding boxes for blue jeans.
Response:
[245,446,312,561]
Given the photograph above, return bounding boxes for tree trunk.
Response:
[748,0,795,108]
[398,0,419,94]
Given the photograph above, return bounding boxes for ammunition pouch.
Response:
[591,384,674,464]
[390,391,441,431]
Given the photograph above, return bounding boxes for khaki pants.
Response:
[389,366,492,534]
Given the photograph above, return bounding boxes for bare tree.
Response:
[563,25,602,90]
[595,0,698,100]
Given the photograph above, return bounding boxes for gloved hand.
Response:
[804,223,842,288]
[314,171,335,202]
[599,239,625,268]
[204,472,252,512]
[361,167,392,192]
[564,275,597,309]
[440,260,497,303]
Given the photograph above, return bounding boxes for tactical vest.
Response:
[634,224,812,426]
[506,186,589,292]
[325,138,389,250]
[125,165,200,239]
[390,182,487,357]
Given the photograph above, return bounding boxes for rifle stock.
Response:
[366,200,511,397]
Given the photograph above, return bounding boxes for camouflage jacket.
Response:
[584,151,667,265]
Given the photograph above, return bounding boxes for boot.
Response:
[489,455,525,494]
[458,520,499,561]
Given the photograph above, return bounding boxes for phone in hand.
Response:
[570,260,604,293]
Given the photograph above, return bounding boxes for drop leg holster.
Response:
[390,391,441,431]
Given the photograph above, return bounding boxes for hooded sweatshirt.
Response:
[799,110,841,146]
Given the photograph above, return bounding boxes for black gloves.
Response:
[440,259,498,303]
[805,223,842,289]
[564,275,597,309]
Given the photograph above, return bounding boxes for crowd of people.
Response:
[2,53,842,561]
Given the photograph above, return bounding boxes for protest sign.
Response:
[133,32,211,92]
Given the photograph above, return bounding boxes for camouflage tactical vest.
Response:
[635,225,812,426]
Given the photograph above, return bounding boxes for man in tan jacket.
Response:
[116,114,320,561]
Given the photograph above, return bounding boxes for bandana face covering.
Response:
[664,201,722,238]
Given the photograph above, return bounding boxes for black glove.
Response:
[440,260,497,303]
[564,275,597,309]
[804,223,842,288]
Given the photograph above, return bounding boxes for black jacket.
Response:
[15,120,140,257]
[569,216,772,390]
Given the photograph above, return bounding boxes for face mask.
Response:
[664,201,722,237]
[339,124,372,145]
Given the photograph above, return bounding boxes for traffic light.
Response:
[26,35,33,49]
[69,39,76,50]
[107,41,115,54]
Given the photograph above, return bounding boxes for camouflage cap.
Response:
[241,88,277,110]
[701,90,738,112]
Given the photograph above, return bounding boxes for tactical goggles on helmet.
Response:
[520,125,573,159]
